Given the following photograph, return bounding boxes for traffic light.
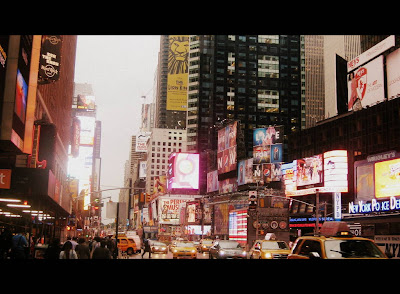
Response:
[249,191,257,210]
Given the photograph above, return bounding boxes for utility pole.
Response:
[315,189,320,235]
[114,202,120,259]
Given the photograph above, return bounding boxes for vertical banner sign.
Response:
[166,35,189,111]
[333,192,342,220]
[38,35,62,83]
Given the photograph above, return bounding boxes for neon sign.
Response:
[349,196,400,214]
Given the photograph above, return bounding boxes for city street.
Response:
[128,251,210,259]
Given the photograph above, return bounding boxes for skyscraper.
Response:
[187,35,305,193]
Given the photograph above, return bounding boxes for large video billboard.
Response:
[167,152,199,190]
[296,154,323,188]
[375,158,400,198]
[285,150,348,196]
[166,35,189,111]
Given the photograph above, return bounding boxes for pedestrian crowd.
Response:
[0,227,117,260]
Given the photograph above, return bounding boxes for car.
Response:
[172,241,197,259]
[288,221,389,259]
[249,240,291,259]
[198,239,214,253]
[150,241,168,254]
[116,236,139,255]
[209,240,247,259]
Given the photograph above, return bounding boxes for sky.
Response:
[73,35,160,223]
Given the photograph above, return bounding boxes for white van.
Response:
[126,231,142,250]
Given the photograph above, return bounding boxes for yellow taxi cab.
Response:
[198,239,214,253]
[172,241,197,259]
[288,221,388,259]
[116,236,139,255]
[249,239,291,259]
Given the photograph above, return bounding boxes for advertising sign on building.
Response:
[347,55,385,111]
[217,121,237,174]
[166,35,189,111]
[158,196,194,224]
[38,35,62,83]
[78,116,95,146]
[347,35,395,72]
[354,150,400,202]
[135,132,151,152]
[206,170,219,192]
[386,47,400,99]
[237,158,254,186]
[296,154,323,189]
[167,153,199,190]
[252,126,284,185]
[285,150,348,196]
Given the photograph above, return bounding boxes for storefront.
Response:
[342,150,400,258]
[0,167,70,242]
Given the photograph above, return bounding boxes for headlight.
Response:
[154,247,159,250]
[264,252,272,259]
[242,251,247,256]
[191,249,196,253]
[161,247,166,250]
[173,249,178,253]
[219,250,225,255]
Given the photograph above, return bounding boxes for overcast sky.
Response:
[73,35,160,223]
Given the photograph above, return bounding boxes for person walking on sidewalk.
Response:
[92,240,111,259]
[141,239,151,259]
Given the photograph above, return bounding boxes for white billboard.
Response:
[78,116,95,146]
[158,196,195,225]
[386,48,400,99]
[139,161,147,178]
[347,35,395,72]
[135,132,151,152]
[347,55,385,111]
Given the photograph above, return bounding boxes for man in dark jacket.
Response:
[141,239,151,259]
[92,240,111,259]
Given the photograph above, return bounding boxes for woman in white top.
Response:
[59,241,78,259]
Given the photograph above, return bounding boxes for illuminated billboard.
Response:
[15,69,27,124]
[166,35,189,111]
[217,121,237,174]
[285,150,348,196]
[252,126,284,185]
[296,154,323,188]
[77,94,95,110]
[354,151,400,201]
[375,158,400,198]
[167,153,199,190]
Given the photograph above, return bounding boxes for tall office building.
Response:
[145,128,187,194]
[304,35,325,128]
[187,35,305,193]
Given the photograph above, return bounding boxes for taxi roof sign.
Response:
[320,221,351,237]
